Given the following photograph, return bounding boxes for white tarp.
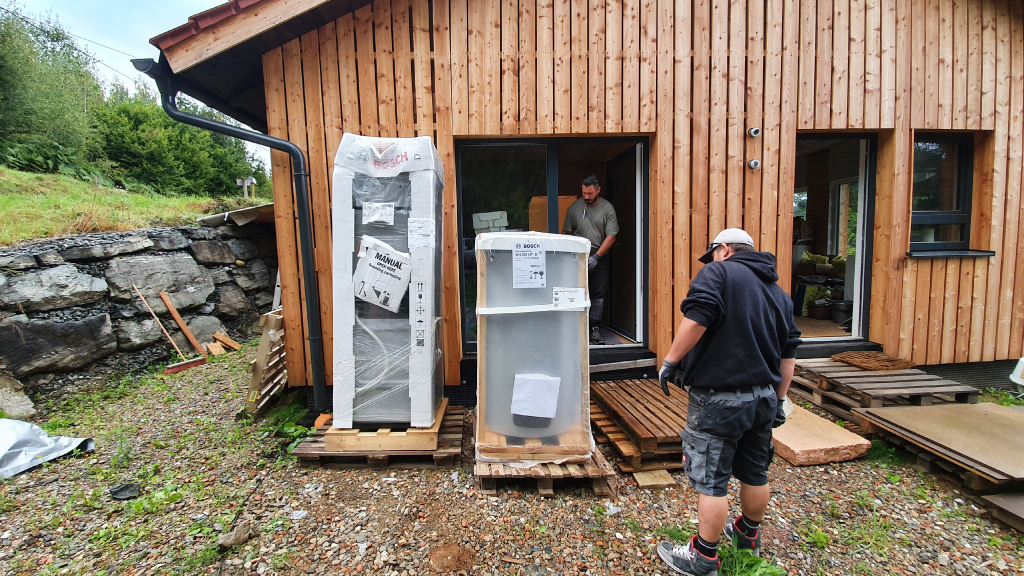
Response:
[0,418,94,478]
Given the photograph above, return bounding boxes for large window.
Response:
[910,134,974,251]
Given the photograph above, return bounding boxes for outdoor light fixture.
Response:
[747,127,762,138]
[748,159,762,169]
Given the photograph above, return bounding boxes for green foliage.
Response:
[984,388,1024,407]
[798,523,830,550]
[866,439,903,466]
[0,492,15,513]
[654,524,691,543]
[718,541,787,576]
[123,484,183,514]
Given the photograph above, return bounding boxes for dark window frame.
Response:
[909,132,975,252]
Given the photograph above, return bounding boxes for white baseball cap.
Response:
[699,228,755,264]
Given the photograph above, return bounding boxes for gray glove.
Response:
[658,360,678,396]
[588,254,600,270]
[773,399,787,428]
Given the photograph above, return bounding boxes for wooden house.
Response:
[151,0,1024,389]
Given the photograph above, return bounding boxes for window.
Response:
[909,134,974,251]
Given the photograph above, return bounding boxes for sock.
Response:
[737,515,761,538]
[693,535,719,558]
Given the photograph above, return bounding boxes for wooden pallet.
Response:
[291,405,465,469]
[794,359,979,412]
[324,399,449,452]
[831,350,915,371]
[590,379,688,472]
[590,403,683,473]
[474,449,617,498]
[476,422,593,463]
[241,310,287,416]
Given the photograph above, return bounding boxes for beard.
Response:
[584,196,598,205]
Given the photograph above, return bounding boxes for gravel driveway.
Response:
[0,347,1021,575]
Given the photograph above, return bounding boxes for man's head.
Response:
[581,174,601,205]
[698,228,755,264]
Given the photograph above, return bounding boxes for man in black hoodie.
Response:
[654,228,801,576]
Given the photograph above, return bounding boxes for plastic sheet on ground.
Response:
[0,418,94,478]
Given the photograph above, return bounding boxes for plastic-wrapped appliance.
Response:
[331,134,444,429]
[474,232,594,464]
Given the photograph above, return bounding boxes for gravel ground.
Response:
[1,347,1022,576]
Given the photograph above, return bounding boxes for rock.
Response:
[115,318,163,351]
[190,241,237,265]
[230,259,270,292]
[105,253,214,315]
[226,239,259,261]
[0,373,37,419]
[180,227,217,241]
[171,316,225,352]
[59,236,153,261]
[213,225,252,239]
[771,404,872,466]
[206,267,233,285]
[215,284,250,318]
[0,314,117,378]
[34,251,65,266]
[217,522,252,550]
[0,255,37,270]
[147,230,190,251]
[0,264,108,312]
[252,290,275,308]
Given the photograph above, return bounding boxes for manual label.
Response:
[552,287,586,311]
[512,242,545,288]
[353,237,411,313]
[362,202,395,225]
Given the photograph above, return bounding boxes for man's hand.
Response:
[658,360,678,396]
[773,398,787,428]
[588,254,600,270]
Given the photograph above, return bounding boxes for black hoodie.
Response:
[678,251,802,392]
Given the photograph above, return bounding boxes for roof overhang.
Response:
[149,0,370,132]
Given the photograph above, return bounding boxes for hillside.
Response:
[0,167,263,246]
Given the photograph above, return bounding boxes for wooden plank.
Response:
[391,0,415,137]
[638,0,657,132]
[937,0,953,129]
[570,0,588,133]
[336,14,360,133]
[926,258,946,364]
[775,0,799,293]
[300,29,334,382]
[980,0,996,130]
[690,0,710,280]
[467,0,484,133]
[483,0,502,134]
[206,342,226,356]
[653,0,674,361]
[162,0,333,73]
[588,0,606,133]
[911,259,931,366]
[744,0,763,243]
[354,5,380,135]
[672,0,692,330]
[263,49,306,388]
[160,291,206,357]
[878,0,896,127]
[450,0,469,134]
[502,0,520,133]
[554,0,572,133]
[411,0,433,137]
[725,0,745,230]
[814,0,833,129]
[605,0,622,132]
[910,0,926,127]
[621,0,640,132]
[954,252,973,363]
[798,0,817,128]
[925,0,940,128]
[847,0,865,128]
[519,0,538,134]
[966,0,982,129]
[759,0,782,256]
[319,21,344,158]
[433,0,463,385]
[373,0,397,137]
[708,0,728,236]
[831,0,849,128]
[213,332,242,351]
[863,0,880,128]
[537,0,556,133]
[951,0,968,129]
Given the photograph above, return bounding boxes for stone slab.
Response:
[105,253,214,315]
[0,264,108,312]
[772,404,871,466]
[632,470,677,489]
[190,241,236,265]
[0,314,117,378]
[59,236,153,261]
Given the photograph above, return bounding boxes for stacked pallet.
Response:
[791,358,978,426]
[241,310,287,416]
[590,379,688,473]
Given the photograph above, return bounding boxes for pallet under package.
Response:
[475,232,595,464]
[331,134,444,429]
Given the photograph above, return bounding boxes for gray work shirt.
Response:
[562,197,619,254]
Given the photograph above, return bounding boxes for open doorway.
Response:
[456,138,647,352]
[791,136,874,339]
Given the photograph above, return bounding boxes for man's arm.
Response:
[595,234,616,257]
[776,357,795,399]
[665,317,707,363]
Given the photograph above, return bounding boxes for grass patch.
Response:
[865,439,911,467]
[719,541,787,576]
[798,523,830,550]
[0,166,263,246]
[654,524,691,543]
[983,388,1024,407]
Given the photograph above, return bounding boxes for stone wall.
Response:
[0,224,278,413]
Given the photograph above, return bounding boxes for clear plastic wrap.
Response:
[331,134,444,429]
[475,232,595,465]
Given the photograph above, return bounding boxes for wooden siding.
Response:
[263,0,1024,385]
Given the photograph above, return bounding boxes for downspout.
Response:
[132,56,329,413]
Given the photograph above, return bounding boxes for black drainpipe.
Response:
[132,56,329,413]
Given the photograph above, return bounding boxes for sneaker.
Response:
[724,517,761,557]
[656,538,720,576]
[589,326,604,345]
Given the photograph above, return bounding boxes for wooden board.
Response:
[324,398,449,452]
[982,493,1024,533]
[213,332,242,351]
[632,470,677,489]
[159,291,206,358]
[242,310,287,416]
[475,449,617,498]
[205,341,226,356]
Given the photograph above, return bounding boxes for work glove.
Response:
[773,398,787,428]
[588,254,600,270]
[659,360,678,396]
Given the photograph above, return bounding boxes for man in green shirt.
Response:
[562,174,619,345]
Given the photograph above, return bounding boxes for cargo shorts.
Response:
[680,385,778,497]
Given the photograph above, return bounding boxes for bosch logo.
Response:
[373,151,409,170]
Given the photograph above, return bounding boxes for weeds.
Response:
[866,439,906,467]
[718,541,786,576]
[654,524,691,543]
[798,523,830,550]
[983,388,1024,407]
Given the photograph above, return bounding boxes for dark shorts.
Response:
[681,385,778,497]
